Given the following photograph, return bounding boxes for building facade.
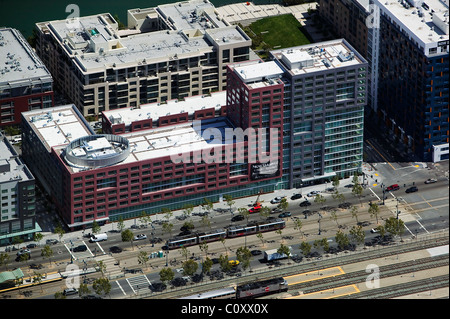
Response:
[270,39,368,188]
[21,101,282,230]
[373,0,449,162]
[34,0,251,118]
[0,28,53,127]
[0,133,38,245]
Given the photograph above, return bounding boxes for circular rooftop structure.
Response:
[64,134,130,168]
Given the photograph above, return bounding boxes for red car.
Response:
[249,205,262,213]
[386,184,400,191]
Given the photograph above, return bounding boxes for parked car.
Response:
[72,245,87,252]
[251,250,262,256]
[278,212,291,218]
[424,178,437,184]
[307,190,320,197]
[291,193,302,200]
[405,186,418,193]
[63,288,78,296]
[299,200,311,207]
[26,243,37,249]
[109,246,123,254]
[228,260,240,266]
[133,234,147,241]
[271,207,283,214]
[386,184,400,191]
[370,228,379,233]
[248,204,261,213]
[270,196,285,204]
[46,239,58,245]
[17,248,31,256]
[231,215,244,222]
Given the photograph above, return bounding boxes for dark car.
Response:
[231,215,245,222]
[109,246,123,254]
[251,250,262,256]
[299,200,311,207]
[291,194,302,200]
[278,212,291,218]
[150,282,166,292]
[405,186,418,193]
[72,245,87,252]
[386,184,400,191]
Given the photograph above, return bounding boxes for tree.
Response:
[0,253,11,271]
[332,191,345,205]
[319,238,330,253]
[121,229,134,250]
[224,195,235,215]
[277,244,291,264]
[335,230,350,250]
[41,245,54,266]
[96,260,107,277]
[32,272,44,292]
[162,222,174,239]
[92,220,101,235]
[34,232,44,246]
[202,257,213,275]
[299,241,312,256]
[349,225,365,247]
[350,205,359,224]
[54,223,65,243]
[182,204,194,221]
[162,208,173,223]
[139,211,150,228]
[182,259,198,277]
[236,246,252,272]
[199,241,209,258]
[116,216,125,233]
[293,219,304,239]
[352,173,364,206]
[368,202,380,224]
[278,197,289,212]
[92,277,111,298]
[200,214,211,232]
[314,194,326,211]
[78,283,91,298]
[181,221,195,233]
[331,175,340,188]
[256,232,265,247]
[138,251,150,270]
[180,246,190,261]
[159,267,175,286]
[218,254,231,272]
[385,217,406,241]
[201,198,213,215]
[330,210,339,227]
[259,206,271,220]
[220,238,228,255]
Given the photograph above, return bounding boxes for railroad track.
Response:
[141,233,448,299]
[336,275,449,299]
[287,254,449,295]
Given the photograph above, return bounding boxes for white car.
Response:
[307,191,321,197]
[370,228,379,233]
[270,196,284,204]
[133,234,147,241]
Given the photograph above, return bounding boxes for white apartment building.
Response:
[34,0,252,118]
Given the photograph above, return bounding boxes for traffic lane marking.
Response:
[286,284,360,299]
[285,266,345,285]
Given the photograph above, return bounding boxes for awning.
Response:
[0,268,24,284]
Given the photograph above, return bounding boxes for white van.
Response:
[89,233,107,242]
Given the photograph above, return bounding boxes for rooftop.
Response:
[270,39,367,75]
[156,0,228,31]
[0,134,33,183]
[103,91,226,127]
[374,0,449,54]
[0,28,52,89]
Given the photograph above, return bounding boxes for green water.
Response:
[0,0,279,38]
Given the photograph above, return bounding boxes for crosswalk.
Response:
[112,274,153,296]
[126,275,152,294]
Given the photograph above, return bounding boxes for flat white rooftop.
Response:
[22,105,93,152]
[0,28,52,89]
[104,91,226,126]
[271,39,366,75]
[234,61,284,83]
[374,0,449,55]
